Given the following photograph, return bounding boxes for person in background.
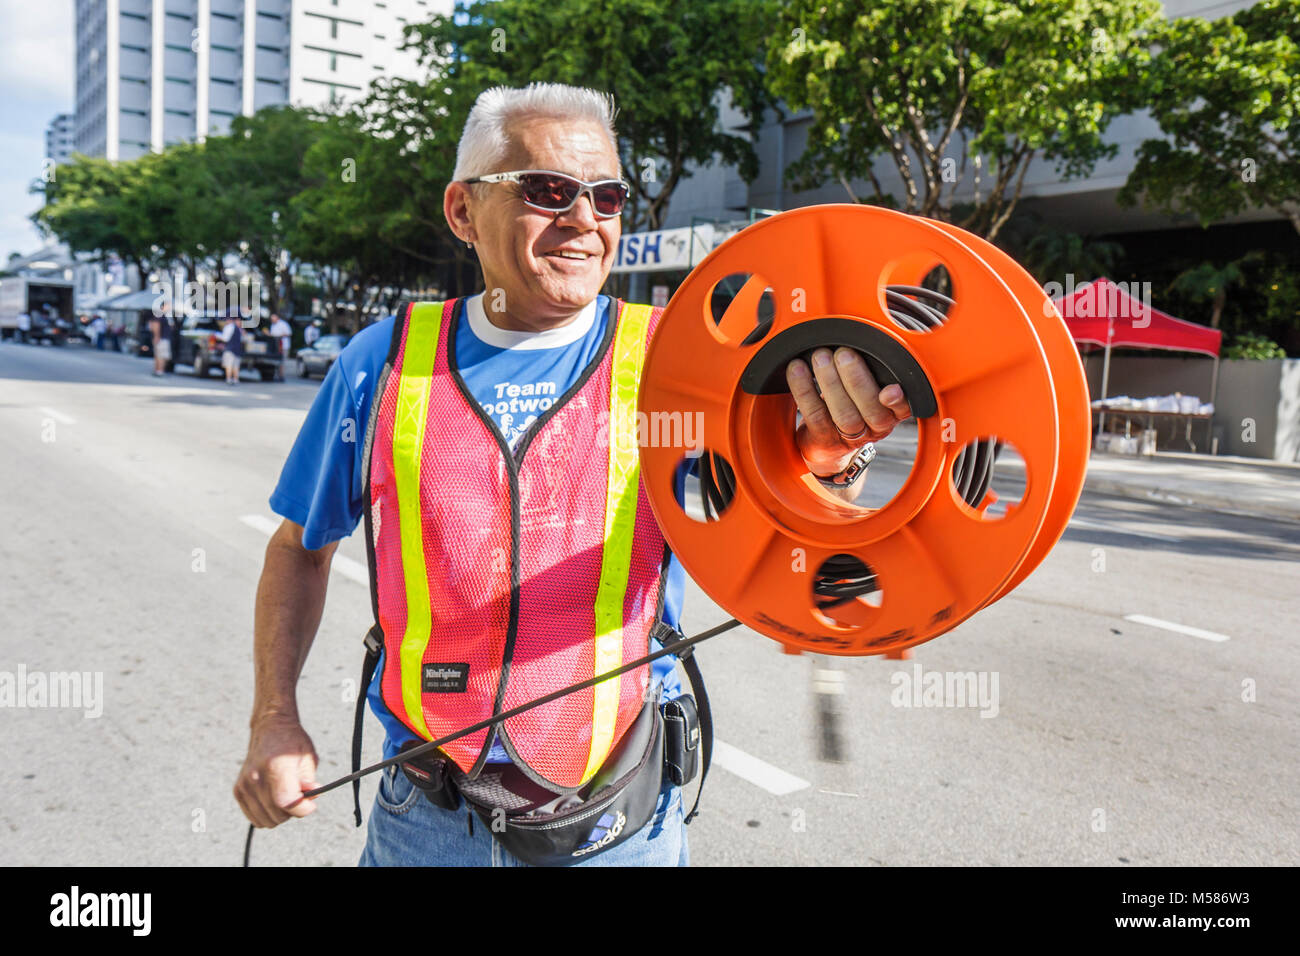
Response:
[149,302,173,376]
[16,310,30,344]
[269,313,292,382]
[303,320,322,349]
[221,314,244,385]
[90,314,107,350]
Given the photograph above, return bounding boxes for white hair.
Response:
[453,82,620,182]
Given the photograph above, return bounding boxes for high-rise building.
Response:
[74,0,441,160]
[45,114,76,166]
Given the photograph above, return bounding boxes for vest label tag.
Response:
[422,663,470,693]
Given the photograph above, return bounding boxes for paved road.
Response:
[1,342,1296,866]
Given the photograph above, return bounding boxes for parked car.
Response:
[295,334,351,379]
[174,314,284,381]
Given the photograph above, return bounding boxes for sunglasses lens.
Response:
[521,174,580,210]
[591,183,627,217]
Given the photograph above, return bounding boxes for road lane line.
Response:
[239,514,369,586]
[38,407,76,425]
[712,739,811,795]
[1123,614,1230,642]
[328,554,370,586]
[1068,517,1183,543]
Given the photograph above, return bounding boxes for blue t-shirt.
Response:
[269,294,686,764]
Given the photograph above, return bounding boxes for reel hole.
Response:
[949,437,1025,519]
[920,264,954,308]
[673,450,737,522]
[708,272,775,347]
[811,553,882,630]
[882,263,955,334]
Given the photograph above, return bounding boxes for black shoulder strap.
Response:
[351,625,384,827]
[678,648,712,825]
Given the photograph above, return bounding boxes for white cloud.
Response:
[0,4,75,106]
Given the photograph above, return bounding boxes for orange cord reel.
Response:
[638,205,1090,657]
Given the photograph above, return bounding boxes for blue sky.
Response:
[0,3,74,261]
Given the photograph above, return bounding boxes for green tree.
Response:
[1224,331,1286,359]
[206,107,324,316]
[766,0,1162,240]
[1022,231,1125,285]
[32,156,153,276]
[1119,0,1300,235]
[402,0,778,232]
[1165,254,1262,330]
[290,107,434,330]
[346,74,480,293]
[116,145,220,288]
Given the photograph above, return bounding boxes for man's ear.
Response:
[444,181,477,244]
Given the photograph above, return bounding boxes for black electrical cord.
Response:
[813,554,879,610]
[242,617,743,866]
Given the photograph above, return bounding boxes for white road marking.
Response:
[329,554,370,587]
[712,739,811,795]
[1069,517,1183,543]
[1123,614,1230,643]
[818,789,860,798]
[38,407,76,425]
[239,514,370,587]
[813,668,845,696]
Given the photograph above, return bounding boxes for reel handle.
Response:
[737,317,938,419]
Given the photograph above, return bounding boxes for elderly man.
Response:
[234,82,911,866]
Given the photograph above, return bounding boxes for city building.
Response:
[73,0,441,161]
[45,114,76,167]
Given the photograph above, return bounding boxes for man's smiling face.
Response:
[457,115,623,331]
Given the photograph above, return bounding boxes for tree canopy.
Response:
[402,0,778,231]
[766,0,1162,239]
[1118,0,1300,236]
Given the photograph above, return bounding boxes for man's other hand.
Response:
[786,347,912,476]
[234,714,320,828]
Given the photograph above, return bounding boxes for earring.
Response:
[466,240,474,249]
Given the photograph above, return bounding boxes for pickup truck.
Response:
[173,314,284,381]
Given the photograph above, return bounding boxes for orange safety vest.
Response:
[364,298,668,791]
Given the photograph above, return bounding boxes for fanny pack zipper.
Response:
[501,790,620,831]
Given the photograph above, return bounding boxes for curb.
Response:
[1081,475,1300,524]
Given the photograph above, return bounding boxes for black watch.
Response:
[814,443,876,488]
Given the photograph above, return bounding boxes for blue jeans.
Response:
[359,761,689,867]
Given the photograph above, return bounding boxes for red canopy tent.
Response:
[1052,277,1224,415]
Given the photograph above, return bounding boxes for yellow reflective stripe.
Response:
[393,302,444,740]
[582,302,654,783]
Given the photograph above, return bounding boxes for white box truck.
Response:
[0,277,76,343]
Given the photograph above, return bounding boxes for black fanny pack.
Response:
[351,631,712,867]
[412,693,667,865]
